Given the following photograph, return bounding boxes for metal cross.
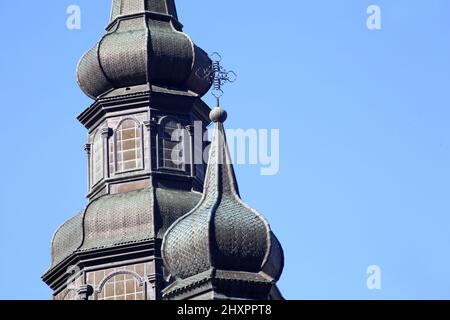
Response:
[197,52,237,107]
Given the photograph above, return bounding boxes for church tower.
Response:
[42,0,284,300]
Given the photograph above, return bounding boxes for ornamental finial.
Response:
[209,107,228,123]
[197,52,237,107]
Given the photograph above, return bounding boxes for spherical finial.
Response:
[210,107,228,123]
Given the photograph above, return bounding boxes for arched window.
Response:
[92,132,103,185]
[96,272,145,300]
[162,120,184,170]
[115,119,142,172]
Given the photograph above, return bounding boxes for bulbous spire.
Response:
[162,108,284,284]
[76,0,212,99]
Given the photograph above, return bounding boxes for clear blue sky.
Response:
[1,0,450,300]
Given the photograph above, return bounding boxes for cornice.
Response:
[42,239,159,293]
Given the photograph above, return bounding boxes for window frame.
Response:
[91,130,104,187]
[94,270,146,301]
[113,118,145,175]
[157,116,188,173]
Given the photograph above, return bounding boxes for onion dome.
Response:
[76,0,212,99]
[162,108,284,287]
[48,188,202,269]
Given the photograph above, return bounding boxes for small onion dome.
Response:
[76,0,212,99]
[162,108,284,282]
